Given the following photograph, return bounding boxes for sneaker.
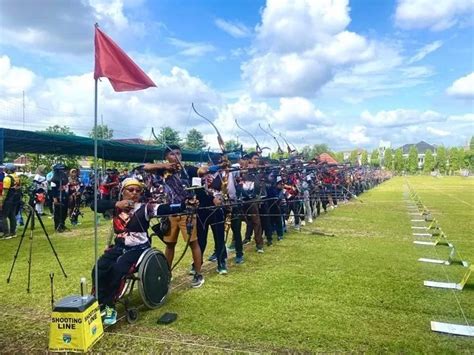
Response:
[301,220,306,226]
[188,265,196,276]
[308,218,313,223]
[9,233,17,238]
[277,235,283,241]
[242,238,251,245]
[207,253,217,262]
[191,273,205,288]
[103,306,117,325]
[235,255,244,264]
[227,243,236,252]
[294,225,301,231]
[256,247,264,254]
[266,240,273,247]
[217,263,228,275]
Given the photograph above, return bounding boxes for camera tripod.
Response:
[7,204,67,293]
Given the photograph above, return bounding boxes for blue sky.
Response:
[0,0,472,151]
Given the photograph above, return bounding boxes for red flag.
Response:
[94,27,156,92]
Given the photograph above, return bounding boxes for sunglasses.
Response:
[124,187,143,194]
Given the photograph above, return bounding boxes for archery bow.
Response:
[191,103,226,153]
[258,123,284,156]
[234,118,269,155]
[278,132,297,155]
[151,127,189,179]
[191,103,231,199]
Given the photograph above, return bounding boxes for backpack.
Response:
[4,175,22,203]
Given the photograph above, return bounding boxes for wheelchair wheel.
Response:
[138,248,171,309]
[126,308,139,324]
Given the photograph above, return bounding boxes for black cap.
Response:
[53,164,66,170]
[164,144,181,156]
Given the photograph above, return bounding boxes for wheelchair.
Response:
[115,247,171,323]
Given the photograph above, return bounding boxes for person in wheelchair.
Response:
[92,177,187,325]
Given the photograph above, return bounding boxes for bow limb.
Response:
[259,123,284,156]
[191,103,226,153]
[234,118,264,154]
[278,132,297,155]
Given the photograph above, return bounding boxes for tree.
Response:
[361,150,368,165]
[394,149,404,173]
[370,149,380,167]
[463,149,474,170]
[436,146,447,173]
[470,136,474,150]
[312,144,331,157]
[423,149,435,173]
[333,151,344,163]
[301,145,312,161]
[43,125,75,135]
[349,150,359,165]
[448,147,460,172]
[89,124,114,140]
[154,126,181,146]
[31,125,79,170]
[184,128,206,151]
[225,139,241,152]
[407,146,418,173]
[301,144,331,161]
[384,148,393,170]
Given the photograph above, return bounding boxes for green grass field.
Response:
[0,176,473,352]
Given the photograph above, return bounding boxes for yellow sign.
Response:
[49,296,103,352]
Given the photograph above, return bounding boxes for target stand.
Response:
[431,321,474,337]
[418,247,470,267]
[424,265,473,290]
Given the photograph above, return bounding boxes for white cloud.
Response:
[255,0,350,54]
[448,113,474,122]
[395,0,474,31]
[361,109,446,127]
[0,0,149,57]
[242,0,430,101]
[320,44,432,104]
[0,55,222,139]
[0,56,36,95]
[90,0,130,30]
[446,72,474,99]
[0,0,94,55]
[215,19,251,38]
[168,38,216,57]
[214,94,333,149]
[426,126,450,137]
[273,97,330,128]
[242,0,384,97]
[348,126,370,145]
[400,66,434,79]
[408,41,443,63]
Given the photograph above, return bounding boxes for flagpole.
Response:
[93,78,99,298]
